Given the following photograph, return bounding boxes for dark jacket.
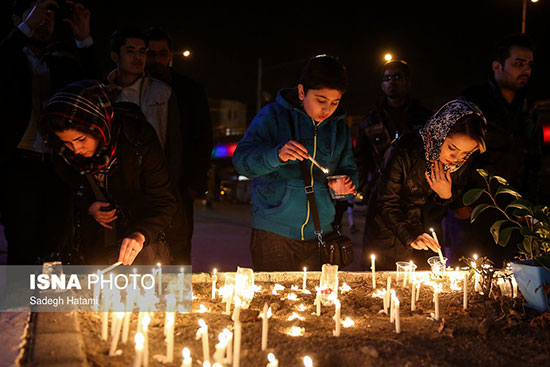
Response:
[166,69,213,197]
[364,133,472,250]
[461,80,542,201]
[355,98,432,198]
[0,27,95,165]
[233,88,358,241]
[47,104,177,264]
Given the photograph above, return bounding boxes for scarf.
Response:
[419,98,486,173]
[40,80,120,175]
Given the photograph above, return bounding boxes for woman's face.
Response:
[298,84,343,123]
[55,129,99,158]
[439,133,479,165]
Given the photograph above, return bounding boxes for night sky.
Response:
[3,0,550,118]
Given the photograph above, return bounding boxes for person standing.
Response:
[233,55,358,271]
[0,0,95,264]
[144,27,213,265]
[444,34,542,265]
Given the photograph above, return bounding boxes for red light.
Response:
[543,126,550,144]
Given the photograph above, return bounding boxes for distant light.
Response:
[384,53,393,61]
[182,50,191,57]
[531,0,538,3]
[543,126,550,144]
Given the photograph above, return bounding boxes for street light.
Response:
[384,53,393,62]
[182,50,191,57]
[522,0,539,34]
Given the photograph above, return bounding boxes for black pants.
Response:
[250,228,321,271]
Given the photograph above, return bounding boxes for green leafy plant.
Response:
[463,169,550,271]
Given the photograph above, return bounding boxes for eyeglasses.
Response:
[382,73,406,82]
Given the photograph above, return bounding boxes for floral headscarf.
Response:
[419,98,486,173]
[40,80,120,175]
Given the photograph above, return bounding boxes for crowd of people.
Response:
[0,1,543,271]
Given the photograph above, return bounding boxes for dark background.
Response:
[2,0,549,118]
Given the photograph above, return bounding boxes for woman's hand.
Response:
[425,161,452,199]
[410,233,440,253]
[328,175,357,196]
[278,140,309,162]
[118,232,145,265]
[88,201,117,229]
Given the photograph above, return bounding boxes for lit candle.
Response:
[314,291,321,316]
[213,331,229,364]
[385,276,391,314]
[165,295,176,362]
[463,272,468,310]
[109,311,124,356]
[394,297,401,334]
[181,347,192,367]
[259,302,271,350]
[212,268,218,299]
[430,228,445,265]
[267,352,279,367]
[122,287,137,344]
[196,319,210,364]
[142,313,151,367]
[371,254,376,289]
[232,297,242,367]
[223,328,233,364]
[333,299,341,336]
[434,286,440,321]
[411,280,416,312]
[303,267,307,292]
[178,267,185,302]
[134,332,145,367]
[416,281,421,302]
[389,289,395,323]
[304,356,313,367]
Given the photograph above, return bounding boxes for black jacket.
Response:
[364,133,472,250]
[0,27,95,165]
[47,104,177,264]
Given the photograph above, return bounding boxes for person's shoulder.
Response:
[115,102,156,144]
[144,76,172,99]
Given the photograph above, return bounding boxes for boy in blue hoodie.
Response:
[233,55,358,271]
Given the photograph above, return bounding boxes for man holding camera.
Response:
[0,0,95,264]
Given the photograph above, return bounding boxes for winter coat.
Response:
[233,88,358,241]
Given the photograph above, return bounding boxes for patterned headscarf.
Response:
[419,98,486,173]
[40,80,120,174]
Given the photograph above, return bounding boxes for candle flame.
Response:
[135,332,144,349]
[341,317,355,327]
[142,314,151,329]
[288,312,305,321]
[297,304,307,311]
[287,326,305,336]
[340,283,351,293]
[182,347,190,359]
[268,353,276,362]
[198,318,206,328]
[197,304,208,313]
[304,356,313,367]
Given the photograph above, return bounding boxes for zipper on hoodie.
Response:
[300,119,320,240]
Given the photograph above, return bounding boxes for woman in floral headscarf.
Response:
[39,80,177,265]
[362,98,487,270]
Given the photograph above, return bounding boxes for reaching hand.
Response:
[88,201,117,229]
[410,233,440,253]
[425,161,452,199]
[278,140,309,162]
[118,232,145,265]
[63,1,91,40]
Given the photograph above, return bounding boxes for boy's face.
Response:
[111,37,146,77]
[298,85,343,123]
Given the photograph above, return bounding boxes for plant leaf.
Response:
[497,227,517,247]
[495,185,521,198]
[505,199,533,214]
[520,226,539,238]
[470,203,494,223]
[489,220,508,244]
[491,176,509,185]
[476,169,489,178]
[463,188,485,206]
[512,208,531,218]
[536,255,550,272]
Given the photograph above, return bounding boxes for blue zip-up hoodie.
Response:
[233,88,358,241]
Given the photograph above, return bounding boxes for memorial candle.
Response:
[142,314,151,367]
[430,228,445,265]
[232,297,242,367]
[212,268,218,299]
[434,286,440,321]
[134,332,144,367]
[259,302,272,350]
[394,297,401,334]
[109,311,124,356]
[213,331,229,364]
[165,295,176,362]
[333,299,341,336]
[178,267,185,302]
[385,276,391,314]
[411,280,416,311]
[180,347,192,367]
[302,267,307,292]
[196,319,210,364]
[371,254,376,289]
[463,272,468,310]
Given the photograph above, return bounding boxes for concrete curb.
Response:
[17,312,87,367]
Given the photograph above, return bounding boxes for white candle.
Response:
[165,312,175,362]
[213,331,229,364]
[122,288,136,343]
[156,263,163,295]
[314,291,321,316]
[333,299,341,336]
[512,277,518,298]
[196,319,210,364]
[302,267,307,291]
[434,287,440,321]
[224,329,233,365]
[416,281,421,302]
[430,228,445,265]
[181,347,192,367]
[142,314,151,367]
[385,276,391,314]
[134,332,145,367]
[101,288,112,340]
[259,303,271,350]
[232,298,242,367]
[463,272,468,310]
[109,311,124,356]
[212,268,218,299]
[389,289,395,323]
[178,267,185,302]
[371,254,376,289]
[394,297,401,334]
[267,352,279,367]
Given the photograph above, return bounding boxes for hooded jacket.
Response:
[233,88,358,241]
